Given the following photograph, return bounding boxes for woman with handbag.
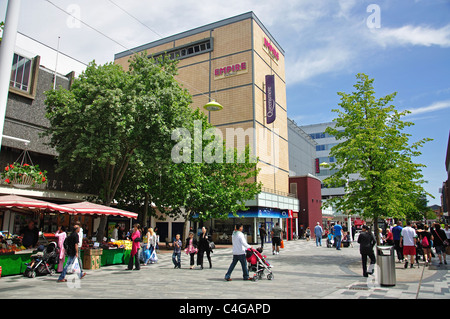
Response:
[197,227,212,269]
[185,232,198,269]
[432,223,448,265]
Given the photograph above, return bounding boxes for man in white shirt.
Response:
[75,221,84,270]
[224,223,252,281]
[400,221,417,269]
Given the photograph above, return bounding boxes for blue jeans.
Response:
[316,236,322,246]
[58,255,83,280]
[172,252,181,268]
[225,254,249,280]
[335,236,342,250]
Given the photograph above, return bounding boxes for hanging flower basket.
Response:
[1,163,47,188]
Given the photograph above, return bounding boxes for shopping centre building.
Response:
[114,12,299,244]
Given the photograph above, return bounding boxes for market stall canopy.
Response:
[0,194,76,214]
[61,201,138,219]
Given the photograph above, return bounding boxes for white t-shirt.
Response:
[444,228,450,239]
[401,226,417,246]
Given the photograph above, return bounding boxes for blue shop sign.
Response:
[192,207,290,219]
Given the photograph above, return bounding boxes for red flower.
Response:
[9,164,14,169]
[4,166,8,171]
[42,177,46,182]
[5,178,10,184]
[23,164,29,167]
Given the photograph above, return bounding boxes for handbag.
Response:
[209,241,215,251]
[434,229,449,247]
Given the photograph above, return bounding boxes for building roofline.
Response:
[114,11,284,60]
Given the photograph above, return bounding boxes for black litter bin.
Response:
[377,246,396,286]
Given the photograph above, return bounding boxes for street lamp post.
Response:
[0,0,21,150]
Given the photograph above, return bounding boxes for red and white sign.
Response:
[214,62,248,79]
[263,38,280,61]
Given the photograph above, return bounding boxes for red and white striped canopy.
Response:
[60,201,138,219]
[0,194,76,213]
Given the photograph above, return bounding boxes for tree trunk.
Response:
[374,215,380,246]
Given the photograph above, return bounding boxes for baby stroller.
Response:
[326,234,334,248]
[246,247,273,281]
[24,242,59,278]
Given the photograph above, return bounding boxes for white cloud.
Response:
[372,24,450,48]
[406,99,450,115]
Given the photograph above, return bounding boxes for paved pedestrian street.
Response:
[1,239,449,301]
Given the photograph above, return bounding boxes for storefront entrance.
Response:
[265,221,273,244]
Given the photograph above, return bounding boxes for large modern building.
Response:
[300,122,362,226]
[114,12,298,244]
[287,118,322,236]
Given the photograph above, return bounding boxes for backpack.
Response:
[421,235,429,247]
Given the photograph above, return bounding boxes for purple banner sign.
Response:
[266,74,276,124]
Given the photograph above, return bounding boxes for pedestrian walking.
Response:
[392,221,404,262]
[400,221,417,269]
[334,221,343,250]
[127,223,141,270]
[418,225,432,266]
[271,222,283,255]
[197,226,212,269]
[357,225,376,277]
[172,234,182,269]
[259,224,267,249]
[224,223,252,281]
[75,221,84,270]
[57,225,85,282]
[431,223,448,265]
[144,228,157,265]
[185,232,198,269]
[445,224,450,256]
[54,225,67,273]
[314,222,323,247]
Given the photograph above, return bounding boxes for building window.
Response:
[10,53,32,92]
[151,38,213,61]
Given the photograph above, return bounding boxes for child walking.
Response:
[172,234,182,269]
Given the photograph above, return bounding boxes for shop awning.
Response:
[60,201,138,219]
[0,194,76,214]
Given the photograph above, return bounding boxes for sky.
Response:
[1,0,449,207]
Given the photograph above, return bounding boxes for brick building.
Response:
[114,12,299,243]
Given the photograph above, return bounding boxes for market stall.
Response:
[60,201,138,267]
[0,197,138,276]
[0,195,77,276]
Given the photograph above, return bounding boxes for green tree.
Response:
[116,109,262,240]
[323,73,432,243]
[44,53,193,240]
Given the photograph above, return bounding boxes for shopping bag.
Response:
[144,248,151,261]
[68,257,81,274]
[149,250,158,263]
[280,240,284,249]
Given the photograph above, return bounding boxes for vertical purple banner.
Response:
[266,74,276,124]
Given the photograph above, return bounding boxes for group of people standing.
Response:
[391,221,449,268]
[183,226,214,270]
[126,223,158,271]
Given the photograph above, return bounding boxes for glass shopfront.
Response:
[195,207,289,245]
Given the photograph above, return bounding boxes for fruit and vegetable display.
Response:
[105,240,132,250]
[0,232,27,254]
